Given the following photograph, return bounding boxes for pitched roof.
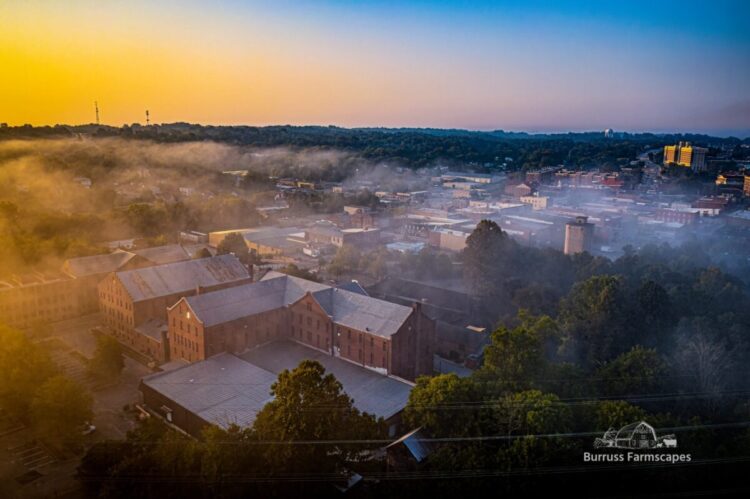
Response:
[117,255,249,302]
[183,278,290,327]
[264,272,413,337]
[180,271,328,328]
[64,250,136,278]
[132,244,191,265]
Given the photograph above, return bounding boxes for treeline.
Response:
[0,196,262,276]
[7,123,744,170]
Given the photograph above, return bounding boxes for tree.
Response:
[327,244,361,277]
[0,324,57,422]
[596,346,667,397]
[277,263,320,282]
[193,247,212,259]
[463,220,516,299]
[480,319,548,393]
[216,232,250,263]
[558,275,632,366]
[88,334,125,381]
[252,360,385,472]
[493,390,572,469]
[31,375,93,444]
[404,374,483,437]
[593,400,646,431]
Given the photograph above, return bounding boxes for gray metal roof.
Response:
[184,278,290,327]
[314,287,412,338]
[141,352,277,430]
[132,244,191,265]
[142,341,413,429]
[64,250,136,278]
[259,272,413,338]
[117,255,250,302]
[241,340,412,421]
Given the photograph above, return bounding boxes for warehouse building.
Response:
[140,341,414,438]
[167,271,435,381]
[98,255,252,363]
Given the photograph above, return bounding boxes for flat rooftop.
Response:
[142,340,413,430]
[241,340,413,421]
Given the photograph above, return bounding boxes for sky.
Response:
[1,0,749,136]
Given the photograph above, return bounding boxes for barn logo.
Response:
[594,421,677,450]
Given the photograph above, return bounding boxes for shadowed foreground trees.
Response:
[78,360,386,498]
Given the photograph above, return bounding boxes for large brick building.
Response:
[98,255,251,363]
[167,272,435,381]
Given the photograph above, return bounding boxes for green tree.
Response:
[463,220,516,299]
[0,324,57,422]
[252,360,385,472]
[593,400,646,431]
[480,321,547,393]
[596,346,666,397]
[278,263,320,282]
[88,334,125,381]
[216,232,250,263]
[193,247,213,259]
[493,390,572,469]
[31,375,93,444]
[404,374,483,437]
[559,275,631,366]
[327,244,361,277]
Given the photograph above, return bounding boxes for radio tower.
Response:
[95,101,100,125]
[146,110,150,126]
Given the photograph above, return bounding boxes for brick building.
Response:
[98,255,251,363]
[167,272,435,381]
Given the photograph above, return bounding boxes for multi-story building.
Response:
[0,271,84,329]
[564,216,594,255]
[0,244,195,330]
[166,272,435,381]
[520,195,550,210]
[98,255,251,363]
[663,142,708,172]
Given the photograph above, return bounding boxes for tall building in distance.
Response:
[663,141,708,172]
[564,216,594,255]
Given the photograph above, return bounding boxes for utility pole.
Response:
[146,109,150,126]
[95,101,100,125]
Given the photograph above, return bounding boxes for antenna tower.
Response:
[146,110,150,126]
[95,101,100,125]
